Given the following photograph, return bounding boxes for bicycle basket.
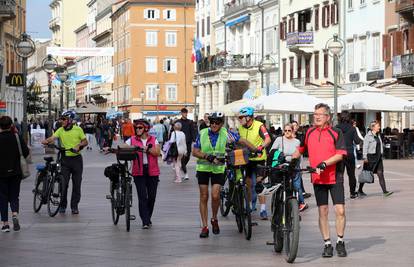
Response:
[116,145,137,161]
[227,148,250,166]
[104,164,121,184]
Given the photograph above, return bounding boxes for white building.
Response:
[343,0,385,85]
[194,0,279,119]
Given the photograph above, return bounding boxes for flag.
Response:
[192,38,203,63]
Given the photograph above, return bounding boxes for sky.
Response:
[26,0,51,40]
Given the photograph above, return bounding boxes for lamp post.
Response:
[42,54,58,137]
[259,54,276,96]
[155,86,160,120]
[55,65,68,114]
[325,34,345,125]
[14,32,35,143]
[64,79,72,110]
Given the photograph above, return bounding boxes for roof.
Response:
[111,0,194,18]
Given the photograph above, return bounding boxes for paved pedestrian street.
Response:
[1,148,413,267]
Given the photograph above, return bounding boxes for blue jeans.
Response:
[251,170,257,209]
[293,174,304,204]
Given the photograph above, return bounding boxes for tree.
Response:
[27,80,46,115]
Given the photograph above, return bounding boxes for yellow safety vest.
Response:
[238,120,267,161]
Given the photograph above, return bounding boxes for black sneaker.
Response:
[336,241,347,257]
[350,192,358,199]
[322,244,334,258]
[303,192,312,199]
[211,218,220,235]
[1,225,10,233]
[358,191,367,197]
[12,216,20,231]
[71,208,79,215]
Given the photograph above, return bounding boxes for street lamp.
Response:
[155,86,160,120]
[64,79,72,110]
[42,54,58,137]
[325,34,345,125]
[259,54,276,96]
[55,65,68,114]
[14,32,35,143]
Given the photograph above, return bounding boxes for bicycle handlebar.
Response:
[262,163,316,174]
[46,144,76,153]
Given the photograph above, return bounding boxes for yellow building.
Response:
[111,0,195,120]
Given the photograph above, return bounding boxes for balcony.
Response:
[196,53,257,73]
[286,31,314,47]
[48,17,61,30]
[396,0,414,13]
[224,0,256,17]
[0,0,16,21]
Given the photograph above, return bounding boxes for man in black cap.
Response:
[177,107,196,180]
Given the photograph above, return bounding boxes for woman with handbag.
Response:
[358,120,393,197]
[168,122,187,183]
[0,116,30,232]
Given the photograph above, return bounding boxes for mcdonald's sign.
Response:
[6,73,24,87]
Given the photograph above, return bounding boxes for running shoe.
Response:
[12,216,20,231]
[336,241,347,257]
[1,225,10,233]
[350,192,358,199]
[142,225,150,229]
[299,203,309,212]
[183,173,189,181]
[322,244,333,258]
[199,226,209,238]
[211,218,220,235]
[383,191,394,197]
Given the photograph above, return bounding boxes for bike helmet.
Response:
[61,110,76,120]
[208,111,225,122]
[133,119,151,132]
[239,107,255,117]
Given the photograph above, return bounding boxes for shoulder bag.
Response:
[358,169,374,184]
[167,131,178,158]
[15,134,31,179]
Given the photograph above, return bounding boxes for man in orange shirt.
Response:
[121,119,135,142]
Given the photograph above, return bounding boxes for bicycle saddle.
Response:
[43,157,54,162]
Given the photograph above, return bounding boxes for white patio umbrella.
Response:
[335,86,414,112]
[217,98,262,116]
[251,84,325,113]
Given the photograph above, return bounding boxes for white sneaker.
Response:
[183,173,189,181]
[356,164,361,169]
[174,178,182,183]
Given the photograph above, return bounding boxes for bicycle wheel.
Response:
[234,187,243,233]
[125,182,132,232]
[283,198,300,263]
[272,190,283,253]
[47,174,63,217]
[220,179,231,217]
[33,172,45,213]
[240,185,252,240]
[110,182,120,225]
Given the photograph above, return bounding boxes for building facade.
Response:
[0,0,26,121]
[111,0,195,120]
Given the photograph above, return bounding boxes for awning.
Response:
[143,111,181,116]
[226,15,250,27]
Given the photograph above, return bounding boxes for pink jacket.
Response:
[130,135,160,177]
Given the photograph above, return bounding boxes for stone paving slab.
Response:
[0,148,413,266]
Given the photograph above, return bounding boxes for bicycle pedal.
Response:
[129,215,136,220]
[266,241,275,245]
[106,195,112,200]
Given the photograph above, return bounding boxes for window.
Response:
[314,7,319,31]
[297,56,302,78]
[324,51,329,78]
[331,2,338,25]
[166,85,177,101]
[282,58,287,83]
[146,85,158,100]
[202,19,205,37]
[164,58,177,73]
[360,37,367,70]
[347,41,354,73]
[207,16,210,35]
[288,16,295,33]
[360,0,366,6]
[348,0,353,9]
[322,5,330,28]
[146,57,157,73]
[144,9,159,20]
[265,30,273,54]
[165,31,177,47]
[163,9,176,21]
[373,34,380,68]
[289,57,294,81]
[146,31,158,47]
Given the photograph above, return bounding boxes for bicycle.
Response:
[258,163,315,263]
[218,147,256,240]
[33,144,72,217]
[105,145,150,232]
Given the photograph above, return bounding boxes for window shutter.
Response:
[322,6,325,28]
[155,9,160,19]
[163,9,167,19]
[282,59,287,83]
[297,56,302,78]
[292,17,295,32]
[324,52,328,78]
[144,8,148,19]
[280,22,284,39]
[163,59,167,72]
[315,7,319,31]
[409,26,414,53]
[326,5,330,27]
[171,9,176,20]
[331,3,335,25]
[383,34,390,62]
[395,30,404,56]
[172,59,177,73]
[314,52,319,80]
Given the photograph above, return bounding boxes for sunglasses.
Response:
[210,120,221,125]
[284,129,292,132]
[238,116,246,120]
[137,126,144,130]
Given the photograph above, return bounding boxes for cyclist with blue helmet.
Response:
[42,110,88,215]
[238,106,272,219]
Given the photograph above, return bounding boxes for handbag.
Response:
[358,169,374,184]
[167,131,178,158]
[15,134,30,179]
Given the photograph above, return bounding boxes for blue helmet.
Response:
[61,110,76,120]
[239,107,255,117]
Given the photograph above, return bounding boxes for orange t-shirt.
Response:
[122,123,135,137]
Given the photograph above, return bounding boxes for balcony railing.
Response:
[396,0,414,13]
[196,53,258,73]
[286,31,314,47]
[224,0,256,17]
[48,17,61,30]
[0,0,16,21]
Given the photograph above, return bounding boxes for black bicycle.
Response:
[105,145,150,232]
[259,163,315,263]
[218,148,255,240]
[33,145,71,217]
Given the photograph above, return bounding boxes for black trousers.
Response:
[61,155,83,210]
[343,153,357,194]
[0,176,21,222]
[180,142,192,174]
[134,165,159,225]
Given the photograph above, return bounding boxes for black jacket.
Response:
[0,131,30,178]
[176,118,196,144]
[336,122,360,154]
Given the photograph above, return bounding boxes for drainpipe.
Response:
[258,1,265,89]
[220,17,227,53]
